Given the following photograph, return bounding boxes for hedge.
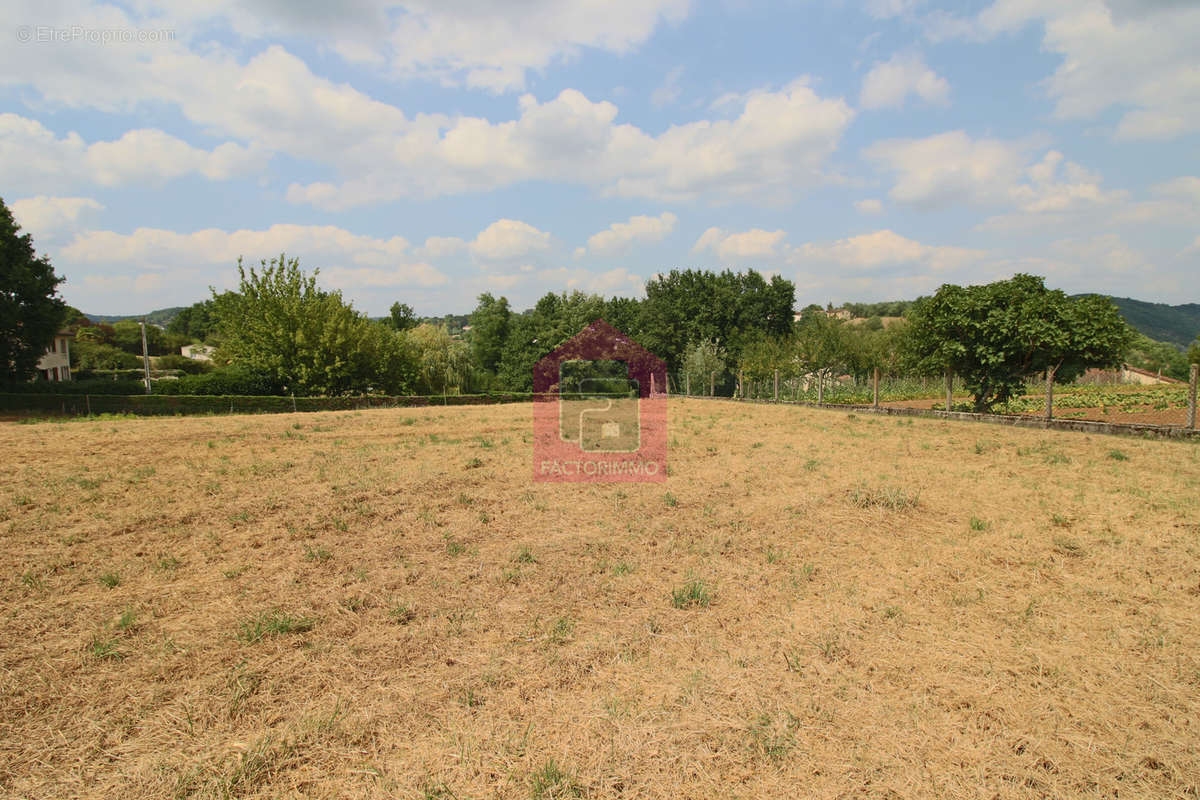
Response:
[0,392,540,417]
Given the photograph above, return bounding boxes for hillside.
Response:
[1104,297,1200,348]
[84,307,184,327]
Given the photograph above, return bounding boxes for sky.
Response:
[2,0,1199,317]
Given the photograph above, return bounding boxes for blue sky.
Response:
[3,0,1198,316]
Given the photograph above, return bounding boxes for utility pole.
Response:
[139,321,151,394]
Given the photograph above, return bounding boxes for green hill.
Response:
[83,307,185,327]
[1103,297,1200,349]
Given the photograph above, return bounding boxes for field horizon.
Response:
[2,400,1198,798]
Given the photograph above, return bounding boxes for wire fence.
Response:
[3,365,1196,431]
[669,365,1200,430]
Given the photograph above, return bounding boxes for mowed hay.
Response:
[1,401,1198,799]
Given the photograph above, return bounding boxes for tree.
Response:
[468,293,511,373]
[793,312,848,395]
[682,339,727,395]
[1187,336,1199,370]
[407,323,470,394]
[214,253,415,395]
[903,274,1131,412]
[111,319,168,356]
[0,197,66,385]
[639,269,795,370]
[168,297,229,342]
[1125,331,1189,381]
[73,342,141,370]
[495,291,609,391]
[386,302,418,332]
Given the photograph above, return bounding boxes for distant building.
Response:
[181,344,214,362]
[1081,365,1185,385]
[36,330,73,382]
[796,307,852,322]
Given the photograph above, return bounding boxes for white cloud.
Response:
[469,219,552,260]
[584,212,677,256]
[417,236,468,259]
[692,227,789,262]
[59,224,447,290]
[2,1,850,209]
[860,52,949,110]
[1106,176,1200,228]
[854,198,883,214]
[9,196,104,243]
[285,79,854,209]
[0,114,266,190]
[865,131,1126,220]
[864,130,1030,208]
[7,0,692,96]
[793,229,985,273]
[953,0,1200,140]
[1048,234,1148,275]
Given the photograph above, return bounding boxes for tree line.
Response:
[3,192,1196,407]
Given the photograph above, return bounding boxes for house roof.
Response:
[1123,364,1185,383]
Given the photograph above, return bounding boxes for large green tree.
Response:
[407,323,471,394]
[468,293,511,374]
[495,291,610,391]
[215,253,414,395]
[0,197,67,386]
[638,269,794,370]
[386,302,418,332]
[904,274,1131,412]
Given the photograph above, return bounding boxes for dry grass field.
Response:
[2,400,1199,799]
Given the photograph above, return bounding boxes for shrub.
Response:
[154,366,281,396]
[72,341,141,370]
[155,354,212,375]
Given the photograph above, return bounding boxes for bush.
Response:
[73,341,141,370]
[155,354,212,375]
[6,376,146,395]
[153,365,281,396]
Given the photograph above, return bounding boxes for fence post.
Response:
[872,367,880,409]
[944,369,953,412]
[685,373,690,397]
[85,394,91,416]
[1045,367,1055,423]
[1189,363,1198,430]
[710,371,715,397]
[817,374,824,405]
[774,369,779,403]
[738,371,744,400]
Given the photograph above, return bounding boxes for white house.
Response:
[181,344,214,362]
[36,330,73,382]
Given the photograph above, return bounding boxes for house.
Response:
[181,344,214,362]
[36,330,73,382]
[795,307,852,322]
[1080,364,1185,385]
